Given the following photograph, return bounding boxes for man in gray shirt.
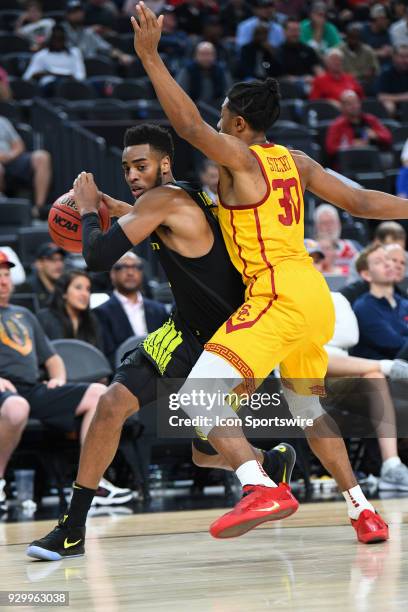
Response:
[0,116,51,218]
[0,251,131,511]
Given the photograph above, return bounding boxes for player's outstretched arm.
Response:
[130,2,253,172]
[74,172,172,271]
[293,151,408,220]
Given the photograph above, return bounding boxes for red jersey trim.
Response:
[229,209,250,282]
[217,148,271,210]
[253,207,278,300]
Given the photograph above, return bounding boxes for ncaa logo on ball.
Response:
[52,212,79,233]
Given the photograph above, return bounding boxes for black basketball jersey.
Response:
[150,181,245,343]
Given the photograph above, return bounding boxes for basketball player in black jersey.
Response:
[27,124,295,561]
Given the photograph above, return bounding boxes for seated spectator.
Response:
[340,23,380,91]
[309,48,364,103]
[314,203,362,274]
[377,44,408,116]
[199,158,219,204]
[19,243,65,308]
[278,18,322,90]
[15,0,55,51]
[236,0,284,49]
[220,0,252,38]
[304,244,408,491]
[300,1,341,56]
[94,252,168,365]
[0,253,132,510]
[362,4,393,66]
[85,0,118,30]
[0,67,11,102]
[0,115,52,217]
[201,16,231,65]
[158,5,188,72]
[63,0,132,65]
[351,244,408,360]
[176,42,232,105]
[38,271,104,351]
[237,23,282,80]
[325,90,392,160]
[304,238,325,272]
[23,25,86,97]
[318,238,349,276]
[390,1,408,47]
[397,139,408,197]
[175,0,219,37]
[0,247,25,287]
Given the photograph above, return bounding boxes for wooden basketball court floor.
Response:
[1,497,408,611]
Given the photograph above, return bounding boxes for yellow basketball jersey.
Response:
[217,143,310,286]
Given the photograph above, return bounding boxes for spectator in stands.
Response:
[158,5,188,70]
[0,247,25,287]
[300,1,341,56]
[201,16,230,65]
[23,25,86,96]
[390,1,408,47]
[304,238,325,272]
[15,0,55,51]
[278,18,322,88]
[0,252,133,510]
[397,139,408,197]
[0,115,52,217]
[0,67,11,102]
[237,23,282,80]
[38,271,104,351]
[85,0,118,29]
[19,243,65,309]
[340,23,380,90]
[236,0,284,49]
[377,44,408,116]
[351,244,408,360]
[63,0,133,65]
[176,42,232,105]
[94,252,168,365]
[362,4,393,66]
[317,238,348,276]
[314,203,362,274]
[175,0,219,37]
[325,90,392,159]
[199,158,219,203]
[220,0,252,38]
[306,240,408,492]
[309,48,364,103]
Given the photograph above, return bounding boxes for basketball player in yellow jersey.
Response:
[132,3,408,542]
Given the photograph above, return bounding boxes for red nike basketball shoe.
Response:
[351,510,389,544]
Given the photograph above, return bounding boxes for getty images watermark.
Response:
[166,389,314,431]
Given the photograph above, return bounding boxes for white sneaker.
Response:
[389,359,408,381]
[0,479,7,511]
[378,463,408,491]
[91,478,134,506]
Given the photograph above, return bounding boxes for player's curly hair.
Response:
[124,124,175,163]
[226,78,281,132]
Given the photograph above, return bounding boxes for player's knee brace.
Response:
[281,385,326,428]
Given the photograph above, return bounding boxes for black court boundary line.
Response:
[0,522,373,548]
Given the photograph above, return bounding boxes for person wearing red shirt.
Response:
[326,89,392,158]
[309,48,364,103]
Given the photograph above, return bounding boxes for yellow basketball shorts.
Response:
[204,260,335,396]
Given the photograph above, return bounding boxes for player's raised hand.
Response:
[73,172,101,215]
[131,1,163,60]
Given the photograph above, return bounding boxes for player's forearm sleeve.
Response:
[82,212,133,271]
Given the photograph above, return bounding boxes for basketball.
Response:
[48,190,111,253]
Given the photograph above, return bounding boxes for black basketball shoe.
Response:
[26,515,85,561]
[263,443,296,485]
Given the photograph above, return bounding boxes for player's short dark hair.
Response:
[226,78,280,132]
[124,124,174,163]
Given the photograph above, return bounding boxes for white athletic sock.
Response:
[342,484,374,520]
[379,360,394,376]
[381,456,401,474]
[235,460,277,488]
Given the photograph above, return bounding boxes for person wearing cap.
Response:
[304,238,325,272]
[390,0,408,47]
[63,0,133,65]
[236,0,285,49]
[18,243,66,309]
[300,1,341,56]
[0,252,133,511]
[362,4,392,65]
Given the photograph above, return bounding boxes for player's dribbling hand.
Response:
[131,2,163,60]
[0,377,16,393]
[73,171,101,216]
